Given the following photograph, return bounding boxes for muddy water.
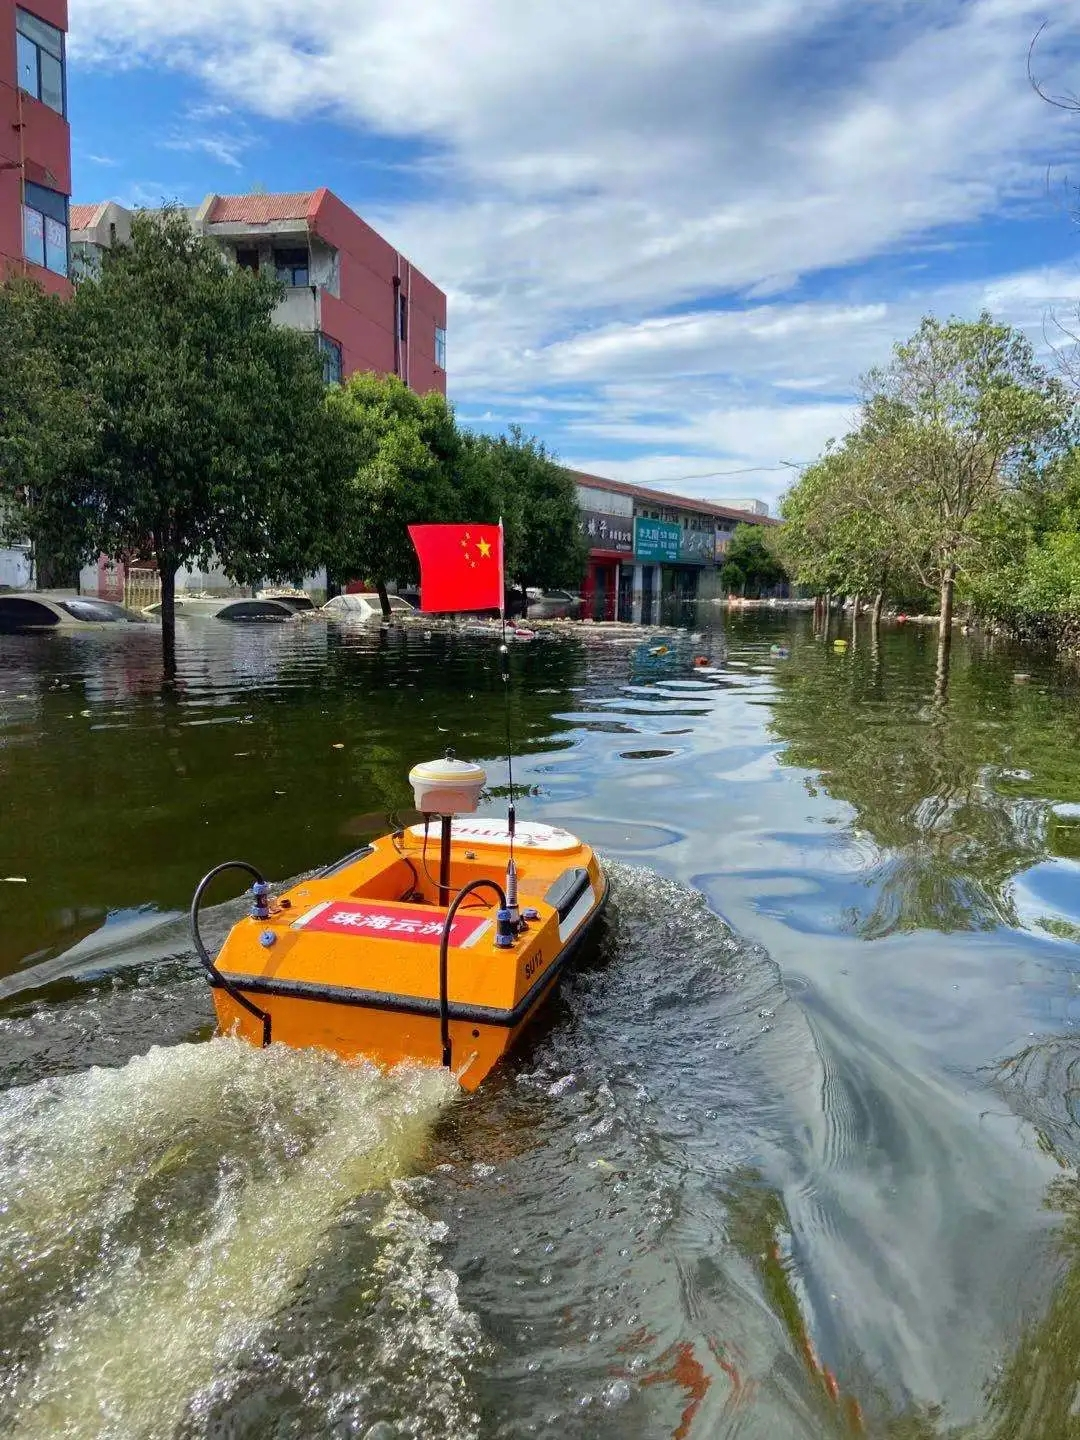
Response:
[2,613,1080,1437]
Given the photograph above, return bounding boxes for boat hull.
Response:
[208,820,607,1089]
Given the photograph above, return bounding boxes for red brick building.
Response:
[71,189,447,393]
[0,0,71,296]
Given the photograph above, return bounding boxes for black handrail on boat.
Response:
[439,879,507,1069]
[191,860,274,1047]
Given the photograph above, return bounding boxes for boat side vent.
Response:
[543,867,591,921]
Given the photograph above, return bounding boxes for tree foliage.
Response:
[0,281,94,584]
[70,208,346,667]
[466,426,588,596]
[721,523,786,596]
[779,313,1076,674]
[324,384,586,606]
[4,212,587,661]
[864,314,1070,604]
[324,373,478,599]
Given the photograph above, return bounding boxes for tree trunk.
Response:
[935,564,956,701]
[822,593,832,642]
[376,578,392,619]
[871,590,884,633]
[159,558,177,679]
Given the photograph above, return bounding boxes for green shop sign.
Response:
[634,517,681,562]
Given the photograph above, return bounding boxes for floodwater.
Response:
[2,611,1080,1438]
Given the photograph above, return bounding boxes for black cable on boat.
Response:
[190,860,273,1048]
[439,878,507,1070]
[397,856,421,901]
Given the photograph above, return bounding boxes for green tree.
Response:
[464,427,587,609]
[777,427,921,629]
[721,522,787,597]
[69,207,345,671]
[323,383,585,616]
[863,314,1071,692]
[324,372,486,614]
[0,279,94,587]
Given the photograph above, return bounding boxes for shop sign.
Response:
[634,517,681,563]
[679,528,715,565]
[579,510,633,553]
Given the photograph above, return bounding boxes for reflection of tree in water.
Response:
[982,1036,1080,1439]
[0,630,587,974]
[720,1150,1080,1438]
[767,633,1080,937]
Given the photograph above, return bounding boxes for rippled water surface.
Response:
[4,611,1080,1438]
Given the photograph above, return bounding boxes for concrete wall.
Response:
[311,188,447,394]
[0,544,32,589]
[0,0,71,294]
[272,286,319,332]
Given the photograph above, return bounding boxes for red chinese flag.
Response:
[407,523,504,613]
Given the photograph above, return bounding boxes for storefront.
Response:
[579,510,634,621]
[633,519,681,624]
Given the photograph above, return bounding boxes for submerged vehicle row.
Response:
[0,591,406,631]
[0,586,585,633]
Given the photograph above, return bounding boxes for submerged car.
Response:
[256,589,317,613]
[321,593,417,621]
[142,597,300,622]
[0,593,154,632]
[522,588,582,621]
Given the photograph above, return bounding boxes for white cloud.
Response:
[158,102,254,170]
[69,0,1080,499]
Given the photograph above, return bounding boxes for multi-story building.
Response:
[0,0,70,295]
[572,471,777,624]
[70,189,447,394]
[0,0,70,586]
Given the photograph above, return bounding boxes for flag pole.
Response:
[498,517,519,923]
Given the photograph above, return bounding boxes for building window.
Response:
[16,8,65,116]
[316,333,343,385]
[397,290,408,342]
[274,248,309,287]
[22,182,68,276]
[235,247,259,272]
[435,325,446,370]
[70,240,100,279]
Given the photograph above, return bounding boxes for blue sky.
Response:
[68,0,1080,509]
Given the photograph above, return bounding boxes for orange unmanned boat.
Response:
[191,755,607,1089]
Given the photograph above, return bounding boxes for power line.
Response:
[640,461,808,484]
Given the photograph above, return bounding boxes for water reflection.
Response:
[767,627,1080,937]
[0,624,588,977]
[5,613,1080,1436]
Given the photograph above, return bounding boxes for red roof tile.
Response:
[569,470,775,524]
[205,193,317,225]
[69,203,101,230]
